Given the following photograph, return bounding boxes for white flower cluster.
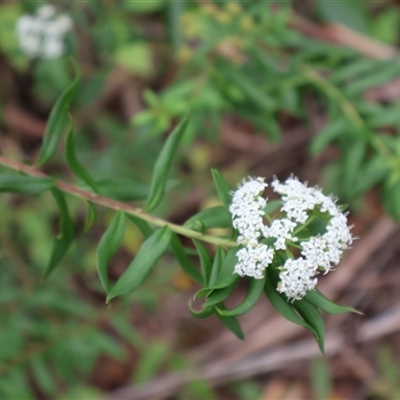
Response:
[229,177,272,279]
[229,176,353,301]
[16,4,73,59]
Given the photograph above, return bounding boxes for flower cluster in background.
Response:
[230,176,354,301]
[16,4,73,59]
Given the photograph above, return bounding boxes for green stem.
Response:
[302,65,364,129]
[286,241,302,250]
[0,156,237,248]
[302,65,395,163]
[293,214,315,236]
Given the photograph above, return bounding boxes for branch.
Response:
[0,155,237,248]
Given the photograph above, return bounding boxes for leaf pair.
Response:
[0,173,74,277]
[36,59,81,167]
[189,246,244,339]
[96,212,172,303]
[265,265,359,353]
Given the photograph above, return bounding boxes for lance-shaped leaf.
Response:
[304,289,362,315]
[0,174,55,194]
[44,189,74,277]
[217,275,266,316]
[96,177,151,201]
[194,248,239,299]
[84,201,97,233]
[209,247,238,289]
[36,59,81,166]
[170,233,202,284]
[65,124,98,193]
[107,226,172,301]
[292,299,325,354]
[126,215,154,239]
[216,303,244,340]
[211,169,232,208]
[209,247,226,287]
[189,284,236,318]
[184,206,232,232]
[188,299,215,319]
[96,212,127,293]
[193,239,213,286]
[204,284,237,308]
[144,117,189,211]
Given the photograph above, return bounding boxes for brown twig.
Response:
[0,155,236,248]
[290,13,398,61]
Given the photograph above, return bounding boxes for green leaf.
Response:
[36,59,81,166]
[353,154,390,197]
[193,248,239,299]
[44,188,74,277]
[345,61,400,97]
[382,178,400,220]
[209,247,226,287]
[144,117,189,211]
[217,275,265,316]
[30,357,57,397]
[84,201,97,233]
[107,226,172,301]
[122,0,164,13]
[188,299,215,319]
[194,248,239,299]
[264,267,317,334]
[210,247,239,289]
[216,303,244,340]
[114,43,153,77]
[65,124,98,192]
[343,140,366,199]
[96,212,127,293]
[170,233,203,284]
[184,206,232,232]
[264,200,282,216]
[292,299,325,353]
[204,284,237,308]
[310,119,347,155]
[193,239,213,286]
[263,115,281,142]
[304,289,362,315]
[0,173,54,194]
[371,8,400,45]
[167,0,185,52]
[96,177,151,201]
[226,69,276,111]
[126,214,154,239]
[330,59,380,84]
[134,341,169,383]
[316,0,369,33]
[211,169,232,208]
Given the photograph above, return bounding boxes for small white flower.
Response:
[15,4,72,59]
[235,244,274,280]
[16,15,36,34]
[229,177,268,243]
[278,258,317,301]
[57,15,73,33]
[262,218,297,250]
[19,36,41,58]
[36,4,56,20]
[42,39,65,58]
[301,237,331,273]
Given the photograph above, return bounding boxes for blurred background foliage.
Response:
[1,0,400,399]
